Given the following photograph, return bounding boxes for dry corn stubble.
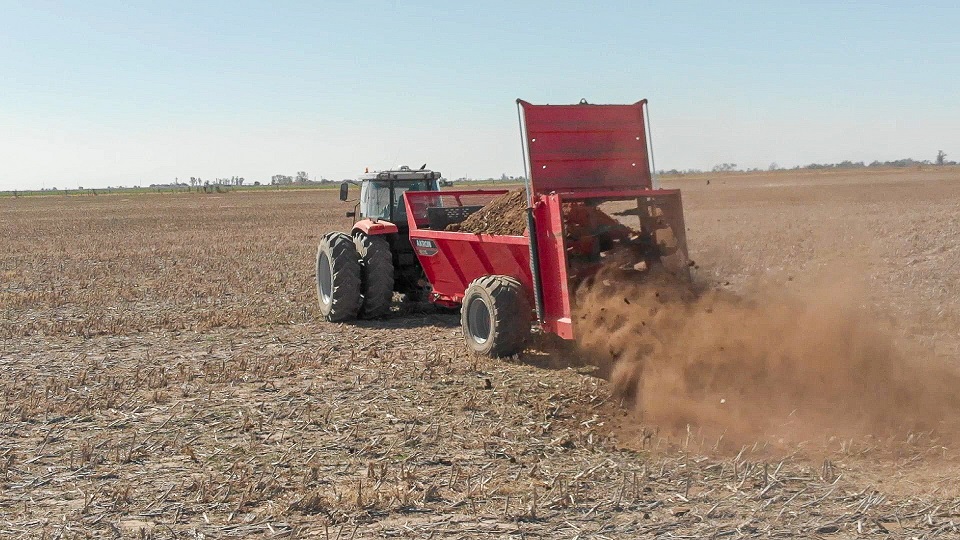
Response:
[2,170,960,538]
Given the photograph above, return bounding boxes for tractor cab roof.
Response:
[359,165,442,182]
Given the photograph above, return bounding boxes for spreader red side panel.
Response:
[519,100,653,196]
[403,190,534,307]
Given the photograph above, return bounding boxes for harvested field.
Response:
[2,167,960,538]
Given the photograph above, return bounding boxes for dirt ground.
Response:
[1,167,959,538]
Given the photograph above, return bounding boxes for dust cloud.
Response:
[574,265,960,447]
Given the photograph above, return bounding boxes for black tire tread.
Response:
[462,275,530,357]
[354,233,395,318]
[316,232,362,321]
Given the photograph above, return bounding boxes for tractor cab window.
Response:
[392,180,436,223]
[360,179,438,223]
[359,181,392,221]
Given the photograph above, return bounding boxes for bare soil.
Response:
[2,167,960,538]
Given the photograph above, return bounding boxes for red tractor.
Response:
[316,99,689,357]
[315,165,442,321]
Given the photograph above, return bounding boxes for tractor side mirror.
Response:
[339,182,349,201]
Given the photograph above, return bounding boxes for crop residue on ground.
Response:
[3,168,960,537]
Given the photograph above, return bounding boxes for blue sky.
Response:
[1,1,958,189]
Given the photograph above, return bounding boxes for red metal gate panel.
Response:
[518,99,653,195]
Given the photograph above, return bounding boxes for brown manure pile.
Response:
[574,264,960,447]
[446,189,527,236]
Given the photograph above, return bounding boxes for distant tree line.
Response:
[271,171,332,185]
[453,174,526,183]
[660,151,957,175]
[186,176,246,187]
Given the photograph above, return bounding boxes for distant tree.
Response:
[866,158,927,168]
[295,171,309,183]
[768,162,780,171]
[837,160,865,169]
[253,180,261,186]
[937,150,947,166]
[711,163,738,172]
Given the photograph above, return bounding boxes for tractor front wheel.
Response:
[354,233,395,318]
[461,275,531,357]
[316,232,362,321]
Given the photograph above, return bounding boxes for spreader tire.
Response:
[316,232,362,321]
[354,233,395,318]
[461,275,531,357]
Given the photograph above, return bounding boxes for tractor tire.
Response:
[316,232,362,322]
[354,233,395,318]
[461,275,531,358]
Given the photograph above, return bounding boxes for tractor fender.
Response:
[353,219,398,236]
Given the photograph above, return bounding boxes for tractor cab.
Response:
[341,166,442,228]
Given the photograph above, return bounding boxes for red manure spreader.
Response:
[316,99,690,357]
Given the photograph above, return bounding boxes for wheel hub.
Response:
[318,252,332,304]
[466,297,492,344]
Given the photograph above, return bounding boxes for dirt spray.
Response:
[574,266,960,447]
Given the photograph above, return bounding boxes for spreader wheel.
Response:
[316,232,362,321]
[353,233,395,318]
[461,275,531,357]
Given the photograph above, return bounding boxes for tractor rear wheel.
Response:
[461,275,531,357]
[316,232,362,321]
[354,233,395,318]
